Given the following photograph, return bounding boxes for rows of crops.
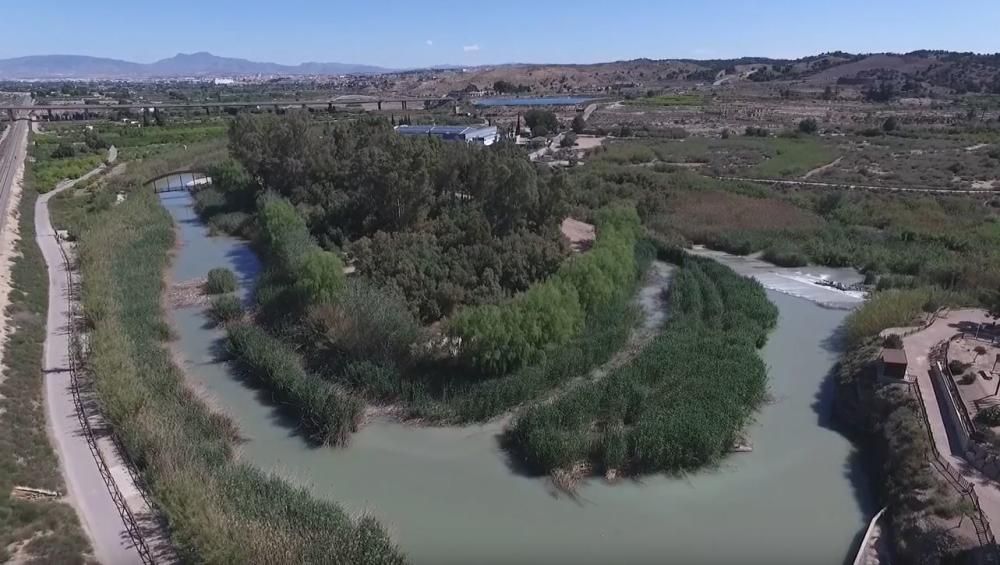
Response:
[506,256,778,476]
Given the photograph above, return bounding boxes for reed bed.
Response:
[507,256,778,476]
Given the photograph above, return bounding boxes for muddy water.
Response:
[161,190,873,565]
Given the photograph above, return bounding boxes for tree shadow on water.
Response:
[206,338,321,449]
[812,321,881,562]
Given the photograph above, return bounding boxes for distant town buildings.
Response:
[394,124,498,145]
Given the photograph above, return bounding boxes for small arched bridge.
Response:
[147,170,212,194]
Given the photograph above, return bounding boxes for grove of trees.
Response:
[220,113,570,321]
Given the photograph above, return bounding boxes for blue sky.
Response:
[3,0,998,67]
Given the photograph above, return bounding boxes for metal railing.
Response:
[932,342,979,446]
[56,233,155,565]
[907,377,998,553]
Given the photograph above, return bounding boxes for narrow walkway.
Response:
[37,152,173,564]
[37,164,145,564]
[900,310,1000,534]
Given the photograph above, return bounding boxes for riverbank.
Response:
[73,176,404,563]
[163,188,871,564]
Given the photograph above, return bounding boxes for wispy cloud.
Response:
[462,44,480,52]
[426,39,433,46]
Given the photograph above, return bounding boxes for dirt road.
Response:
[716,175,998,195]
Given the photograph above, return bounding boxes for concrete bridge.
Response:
[1,96,456,122]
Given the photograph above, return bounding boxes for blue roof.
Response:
[395,125,496,136]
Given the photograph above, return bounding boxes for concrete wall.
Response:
[931,362,972,453]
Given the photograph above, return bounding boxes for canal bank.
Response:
[160,188,873,565]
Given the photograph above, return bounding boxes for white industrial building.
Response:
[394,124,498,145]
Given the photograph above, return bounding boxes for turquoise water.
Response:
[473,96,595,107]
[161,189,872,565]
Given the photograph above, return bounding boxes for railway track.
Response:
[0,96,30,234]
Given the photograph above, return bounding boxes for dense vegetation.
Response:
[190,113,664,426]
[450,207,641,374]
[209,112,569,322]
[507,255,778,476]
[65,150,404,562]
[567,156,1000,300]
[225,322,363,445]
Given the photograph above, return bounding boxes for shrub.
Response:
[845,288,961,347]
[947,358,970,376]
[560,132,578,148]
[205,267,238,294]
[51,142,76,158]
[762,244,809,267]
[959,373,976,385]
[798,119,819,134]
[976,405,1000,427]
[307,278,419,365]
[883,334,904,349]
[209,295,243,325]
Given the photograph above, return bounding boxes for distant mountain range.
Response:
[0,52,392,79]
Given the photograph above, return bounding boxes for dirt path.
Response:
[716,175,998,195]
[803,156,843,179]
[898,309,1000,539]
[533,260,674,409]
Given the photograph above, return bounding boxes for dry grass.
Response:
[663,190,824,240]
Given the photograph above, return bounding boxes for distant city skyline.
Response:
[4,0,999,68]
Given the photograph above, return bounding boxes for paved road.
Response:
[36,163,147,564]
[899,310,1000,535]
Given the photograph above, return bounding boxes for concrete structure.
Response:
[394,124,498,145]
[878,347,908,381]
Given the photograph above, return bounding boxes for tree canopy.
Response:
[225,113,570,321]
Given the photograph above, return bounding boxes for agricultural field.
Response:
[624,93,707,107]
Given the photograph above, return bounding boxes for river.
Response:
[160,188,873,565]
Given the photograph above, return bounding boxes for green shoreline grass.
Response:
[70,174,404,562]
[0,160,92,562]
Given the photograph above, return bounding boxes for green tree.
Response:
[560,132,578,148]
[258,194,313,270]
[798,118,819,134]
[882,116,899,132]
[51,142,76,159]
[524,109,559,137]
[295,249,346,305]
[571,114,586,134]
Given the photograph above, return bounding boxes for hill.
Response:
[0,52,391,78]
